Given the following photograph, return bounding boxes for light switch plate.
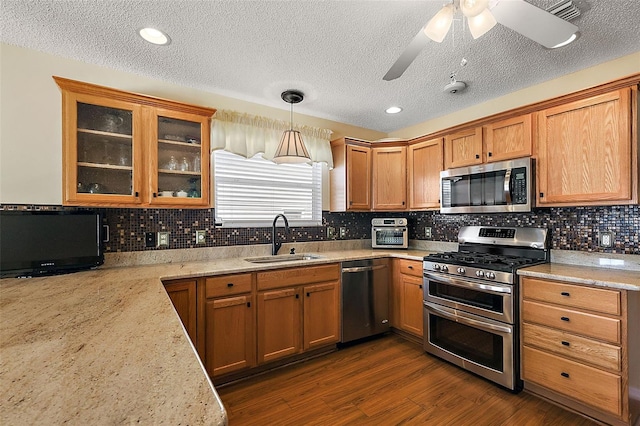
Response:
[339,227,347,238]
[327,226,335,239]
[195,230,206,245]
[157,231,169,247]
[424,227,432,239]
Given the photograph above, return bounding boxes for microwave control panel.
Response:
[512,167,528,204]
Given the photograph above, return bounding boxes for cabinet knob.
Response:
[296,294,299,299]
[539,192,544,198]
[408,265,413,269]
[561,372,570,378]
[134,191,139,197]
[560,316,570,322]
[419,284,423,289]
[227,283,234,287]
[306,292,310,297]
[561,341,570,347]
[402,201,405,205]
[561,292,570,297]
[488,152,492,157]
[153,192,157,198]
[475,154,480,159]
[246,302,251,308]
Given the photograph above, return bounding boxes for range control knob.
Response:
[475,270,484,278]
[457,267,466,275]
[433,264,441,271]
[441,265,449,273]
[486,271,496,279]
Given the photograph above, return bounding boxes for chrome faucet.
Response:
[271,214,290,255]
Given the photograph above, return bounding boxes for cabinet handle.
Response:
[561,372,570,378]
[561,341,570,347]
[408,265,413,269]
[561,316,570,322]
[539,192,544,198]
[475,154,480,159]
[296,294,299,299]
[306,292,310,297]
[419,284,423,289]
[402,201,405,205]
[227,283,234,287]
[247,302,251,308]
[488,152,492,157]
[134,191,139,197]
[349,201,353,205]
[561,291,570,296]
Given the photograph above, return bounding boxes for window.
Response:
[213,150,322,227]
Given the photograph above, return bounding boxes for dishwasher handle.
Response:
[342,265,387,273]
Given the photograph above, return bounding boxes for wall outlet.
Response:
[424,227,432,239]
[599,231,613,248]
[145,232,156,248]
[327,226,335,239]
[195,230,206,245]
[157,231,170,247]
[339,227,347,238]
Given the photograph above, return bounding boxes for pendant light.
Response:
[273,90,311,164]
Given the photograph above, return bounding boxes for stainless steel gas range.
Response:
[422,226,549,391]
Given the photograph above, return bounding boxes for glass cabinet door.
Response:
[151,112,208,206]
[75,102,136,197]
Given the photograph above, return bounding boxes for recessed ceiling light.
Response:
[385,106,403,114]
[139,27,171,45]
[551,32,577,48]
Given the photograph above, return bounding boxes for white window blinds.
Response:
[213,150,322,227]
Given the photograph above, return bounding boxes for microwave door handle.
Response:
[424,302,512,335]
[424,272,512,294]
[504,169,512,204]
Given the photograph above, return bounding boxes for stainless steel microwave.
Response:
[440,157,533,214]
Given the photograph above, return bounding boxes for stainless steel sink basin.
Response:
[244,253,324,263]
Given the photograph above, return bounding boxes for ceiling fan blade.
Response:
[491,0,578,48]
[383,29,430,81]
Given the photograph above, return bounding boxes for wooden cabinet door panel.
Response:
[257,288,301,363]
[484,114,533,162]
[408,138,443,210]
[205,295,255,377]
[444,127,483,168]
[522,277,621,315]
[400,274,424,337]
[537,88,632,205]
[522,300,621,344]
[164,279,197,343]
[346,145,371,210]
[523,346,622,416]
[303,282,340,350]
[372,146,407,210]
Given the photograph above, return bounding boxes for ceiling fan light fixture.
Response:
[460,0,490,17]
[468,8,497,39]
[273,90,311,164]
[424,4,454,43]
[550,32,578,48]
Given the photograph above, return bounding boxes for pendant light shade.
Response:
[424,4,454,43]
[460,0,490,17]
[424,0,495,43]
[274,90,311,164]
[468,8,497,39]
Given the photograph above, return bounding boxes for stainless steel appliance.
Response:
[341,259,390,343]
[440,157,533,214]
[423,226,549,391]
[371,218,408,249]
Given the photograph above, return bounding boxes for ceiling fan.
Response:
[383,0,579,81]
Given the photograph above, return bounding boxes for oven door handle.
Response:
[424,302,512,335]
[423,272,512,294]
[342,265,387,273]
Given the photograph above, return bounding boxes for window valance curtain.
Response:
[210,110,334,168]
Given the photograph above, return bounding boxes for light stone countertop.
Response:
[2,244,639,425]
[0,247,429,425]
[518,262,640,291]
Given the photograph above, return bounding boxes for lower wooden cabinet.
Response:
[257,287,302,363]
[303,282,340,350]
[521,276,640,426]
[164,279,197,343]
[391,259,424,338]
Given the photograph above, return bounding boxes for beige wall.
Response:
[388,51,640,140]
[0,44,384,205]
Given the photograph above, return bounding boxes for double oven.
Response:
[422,226,549,391]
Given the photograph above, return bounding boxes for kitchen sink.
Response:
[244,253,324,263]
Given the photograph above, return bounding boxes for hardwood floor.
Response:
[217,334,596,425]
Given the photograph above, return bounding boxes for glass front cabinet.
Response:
[54,77,215,208]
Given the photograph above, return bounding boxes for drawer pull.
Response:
[561,372,570,378]
[561,291,570,296]
[408,265,413,269]
[227,283,234,287]
[561,341,570,347]
[247,302,251,308]
[561,316,570,322]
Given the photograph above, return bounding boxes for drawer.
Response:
[257,264,340,290]
[522,300,620,344]
[522,277,620,315]
[523,346,621,416]
[397,259,422,278]
[522,322,621,371]
[206,273,252,298]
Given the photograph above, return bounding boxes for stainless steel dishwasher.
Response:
[340,258,390,343]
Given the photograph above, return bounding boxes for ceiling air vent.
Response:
[546,0,581,21]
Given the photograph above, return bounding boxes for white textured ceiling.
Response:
[1,0,639,133]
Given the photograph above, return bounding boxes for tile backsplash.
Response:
[1,204,638,255]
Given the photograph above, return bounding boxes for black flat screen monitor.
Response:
[0,210,104,278]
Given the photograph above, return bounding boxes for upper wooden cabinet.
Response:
[484,114,533,162]
[54,76,215,208]
[330,138,371,211]
[537,87,637,206]
[444,127,483,168]
[408,138,443,210]
[372,145,407,211]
